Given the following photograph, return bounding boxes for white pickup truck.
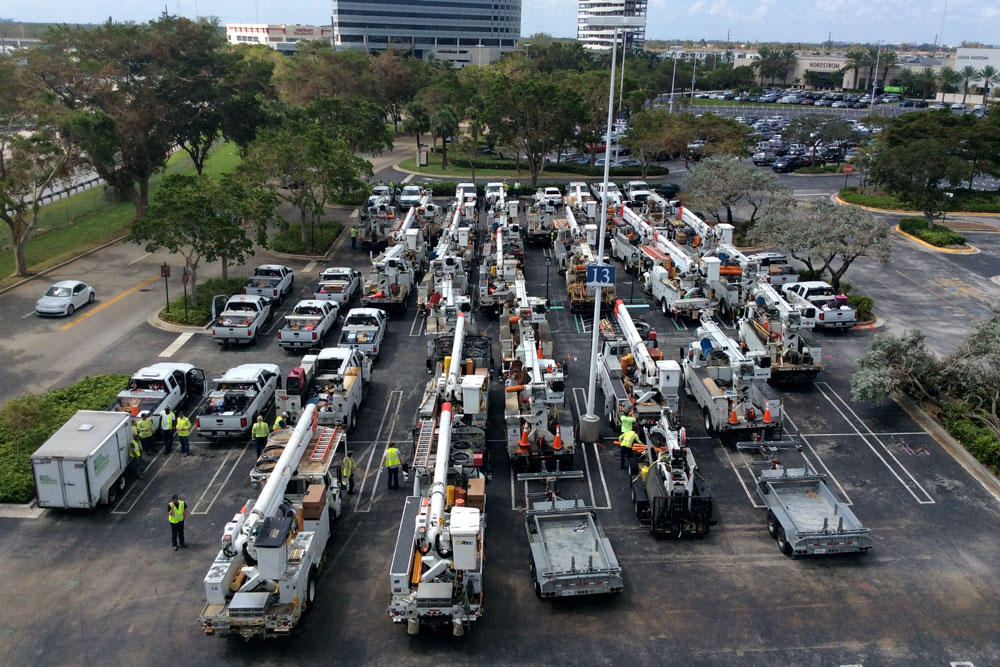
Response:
[337,307,388,360]
[748,252,799,288]
[108,363,206,432]
[212,294,273,346]
[314,267,361,305]
[196,364,281,439]
[399,185,424,210]
[278,300,340,350]
[783,281,857,329]
[624,180,653,205]
[311,347,373,431]
[244,265,294,303]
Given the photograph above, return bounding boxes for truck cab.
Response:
[748,252,799,287]
[624,181,652,206]
[398,185,423,210]
[782,281,857,329]
[315,267,361,304]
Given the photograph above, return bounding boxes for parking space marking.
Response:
[60,275,159,331]
[722,446,765,508]
[158,332,193,358]
[191,450,235,513]
[785,413,853,505]
[21,311,35,318]
[950,662,976,666]
[814,382,935,505]
[362,392,405,512]
[193,441,251,515]
[353,390,402,512]
[402,173,415,183]
[111,453,171,514]
[126,252,151,266]
[409,311,425,337]
[350,209,358,218]
[571,386,612,509]
[303,260,317,273]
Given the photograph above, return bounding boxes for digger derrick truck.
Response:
[361,242,417,313]
[500,280,575,471]
[564,223,616,314]
[647,237,715,321]
[200,405,344,639]
[683,314,782,441]
[739,281,823,382]
[702,225,761,319]
[478,228,522,317]
[389,314,490,635]
[357,194,398,249]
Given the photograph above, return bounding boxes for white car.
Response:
[36,280,95,317]
[541,187,562,207]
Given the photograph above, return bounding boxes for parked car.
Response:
[616,159,641,167]
[771,155,804,173]
[752,150,779,166]
[35,280,95,317]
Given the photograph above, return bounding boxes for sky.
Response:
[5,0,999,46]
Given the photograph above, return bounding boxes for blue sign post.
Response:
[586,263,615,288]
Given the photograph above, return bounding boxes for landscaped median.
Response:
[0,374,129,504]
[159,276,247,327]
[895,217,977,253]
[837,186,1000,214]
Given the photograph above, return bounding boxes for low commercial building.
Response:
[225,23,333,53]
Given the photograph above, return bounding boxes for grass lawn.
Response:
[0,143,241,287]
[398,156,616,181]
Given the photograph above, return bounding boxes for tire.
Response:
[776,527,793,556]
[703,409,713,434]
[661,299,668,316]
[66,305,74,316]
[766,511,779,539]
[305,566,317,612]
[349,407,357,433]
[108,475,123,503]
[88,292,95,304]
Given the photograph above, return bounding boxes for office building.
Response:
[331,0,521,67]
[577,0,647,51]
[226,23,333,53]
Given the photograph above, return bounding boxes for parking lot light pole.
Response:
[581,15,645,443]
[669,55,678,113]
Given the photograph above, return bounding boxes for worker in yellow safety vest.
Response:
[380,444,402,490]
[350,225,358,249]
[168,494,186,551]
[137,413,155,454]
[160,408,175,454]
[176,413,192,456]
[619,428,643,471]
[343,450,356,494]
[273,412,288,432]
[252,416,270,457]
[129,437,143,479]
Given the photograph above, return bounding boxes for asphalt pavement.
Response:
[1,176,999,666]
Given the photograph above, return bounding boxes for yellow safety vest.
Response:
[176,417,191,437]
[343,457,355,477]
[620,414,636,436]
[252,421,269,438]
[350,226,358,238]
[385,447,401,468]
[273,416,286,431]
[162,412,175,430]
[620,430,642,449]
[137,418,153,439]
[130,438,142,459]
[168,500,185,524]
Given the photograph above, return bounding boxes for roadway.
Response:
[1,177,999,666]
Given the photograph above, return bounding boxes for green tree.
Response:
[694,113,751,157]
[785,115,858,153]
[303,97,394,155]
[894,68,916,95]
[937,67,962,95]
[878,50,899,88]
[274,44,377,106]
[371,49,427,133]
[841,48,868,90]
[778,47,797,84]
[430,105,460,170]
[976,65,1000,108]
[851,329,943,404]
[915,67,940,99]
[402,101,431,149]
[685,155,795,226]
[128,174,274,303]
[959,65,979,104]
[242,119,371,243]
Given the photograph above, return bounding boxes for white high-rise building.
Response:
[577,0,647,51]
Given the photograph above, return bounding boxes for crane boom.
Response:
[424,402,454,552]
[613,300,656,385]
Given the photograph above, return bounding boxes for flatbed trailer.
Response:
[519,470,623,599]
[738,442,872,557]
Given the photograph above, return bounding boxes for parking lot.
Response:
[2,201,1000,667]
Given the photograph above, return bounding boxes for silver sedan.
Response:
[35,280,95,317]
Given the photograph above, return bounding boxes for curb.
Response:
[391,161,673,183]
[0,235,127,296]
[894,394,1000,505]
[267,231,342,261]
[0,498,44,520]
[992,276,1000,287]
[833,194,1000,218]
[853,315,884,330]
[146,308,212,334]
[893,225,979,254]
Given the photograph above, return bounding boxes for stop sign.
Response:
[843,164,854,174]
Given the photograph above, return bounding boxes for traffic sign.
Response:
[160,263,170,279]
[182,269,190,285]
[586,263,615,288]
[843,164,854,174]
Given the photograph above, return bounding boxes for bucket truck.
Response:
[357,194,397,248]
[565,223,616,313]
[200,405,344,639]
[500,281,575,470]
[361,242,416,313]
[599,300,682,431]
[647,238,714,320]
[683,314,782,441]
[739,281,823,382]
[390,314,489,635]
[478,228,521,316]
[630,409,714,537]
[703,225,760,318]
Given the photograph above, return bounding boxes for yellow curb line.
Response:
[834,194,1000,218]
[893,225,979,254]
[61,275,159,331]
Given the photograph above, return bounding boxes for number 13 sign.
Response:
[586,263,615,288]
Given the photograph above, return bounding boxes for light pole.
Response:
[669,54,678,114]
[870,41,882,103]
[580,15,645,444]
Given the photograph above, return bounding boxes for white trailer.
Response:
[31,411,134,508]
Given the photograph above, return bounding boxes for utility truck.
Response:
[109,363,206,431]
[337,307,388,360]
[647,239,714,321]
[301,347,372,431]
[200,405,345,639]
[244,265,294,303]
[197,364,281,439]
[212,295,273,346]
[361,243,416,313]
[683,314,782,440]
[478,228,522,316]
[314,267,361,304]
[739,282,823,382]
[564,224,616,313]
[278,300,339,350]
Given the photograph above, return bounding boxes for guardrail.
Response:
[3,175,104,215]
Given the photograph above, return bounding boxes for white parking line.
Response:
[571,386,611,510]
[191,451,234,513]
[350,209,359,218]
[353,390,402,512]
[111,453,170,514]
[193,441,251,515]
[784,413,853,505]
[158,332,193,358]
[402,173,416,183]
[815,382,935,505]
[303,260,317,273]
[21,311,35,319]
[723,447,765,509]
[408,311,425,337]
[126,252,151,266]
[363,394,404,512]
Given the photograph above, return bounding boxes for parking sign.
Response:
[586,263,615,288]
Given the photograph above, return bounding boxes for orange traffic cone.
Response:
[518,424,530,452]
[729,409,739,425]
[763,407,772,424]
[552,426,563,451]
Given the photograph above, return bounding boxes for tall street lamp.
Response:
[579,14,646,444]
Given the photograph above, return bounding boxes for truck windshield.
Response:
[344,314,377,327]
[316,356,345,373]
[255,268,283,278]
[226,302,259,313]
[128,379,167,392]
[402,187,421,197]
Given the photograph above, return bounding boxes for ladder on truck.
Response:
[310,427,342,463]
[412,419,436,469]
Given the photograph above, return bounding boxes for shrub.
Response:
[944,407,1000,473]
[159,275,247,326]
[838,187,909,209]
[848,294,875,322]
[795,164,843,174]
[898,216,966,247]
[0,374,129,504]
[269,220,343,255]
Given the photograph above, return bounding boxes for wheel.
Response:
[766,511,779,539]
[108,475,124,503]
[703,409,713,434]
[305,566,317,611]
[776,527,793,556]
[349,407,357,433]
[66,305,74,316]
[661,299,668,316]
[88,292,95,304]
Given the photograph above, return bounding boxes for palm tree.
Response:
[938,67,962,95]
[895,68,916,96]
[841,48,867,90]
[879,50,899,89]
[779,47,797,85]
[430,104,459,170]
[752,44,774,85]
[977,65,1000,108]
[915,67,939,99]
[865,45,882,89]
[959,65,979,104]
[402,101,431,150]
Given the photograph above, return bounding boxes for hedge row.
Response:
[838,187,909,209]
[944,407,1000,474]
[847,294,875,322]
[795,164,845,174]
[898,216,967,247]
[840,186,1000,213]
[159,276,247,326]
[424,154,669,178]
[0,374,130,504]
[270,220,343,256]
